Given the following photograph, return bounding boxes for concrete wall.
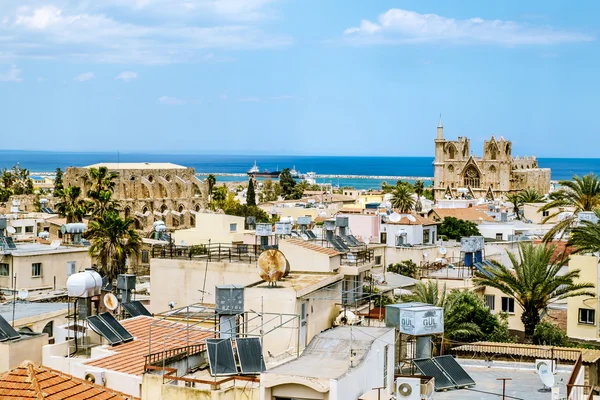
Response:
[522,203,571,224]
[0,334,48,372]
[0,249,92,290]
[567,255,599,340]
[278,241,339,273]
[339,214,380,243]
[13,308,68,341]
[150,258,261,313]
[265,383,327,400]
[172,213,246,245]
[142,374,260,400]
[332,330,395,400]
[481,286,524,332]
[9,218,42,240]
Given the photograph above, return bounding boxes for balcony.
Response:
[339,248,375,275]
[151,242,265,264]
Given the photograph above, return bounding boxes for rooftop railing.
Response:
[151,243,264,264]
[340,249,375,266]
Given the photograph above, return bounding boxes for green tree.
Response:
[87,210,141,284]
[55,186,89,223]
[206,174,216,201]
[387,260,418,278]
[54,168,64,192]
[414,180,424,212]
[402,280,446,305]
[438,217,480,240]
[362,285,395,308]
[1,169,14,189]
[474,242,595,337]
[532,321,569,347]
[211,186,228,210]
[86,166,119,220]
[390,185,415,213]
[224,203,270,225]
[279,168,296,199]
[260,179,281,203]
[0,188,12,202]
[246,178,256,206]
[540,174,600,241]
[567,208,600,254]
[519,188,544,204]
[506,193,523,220]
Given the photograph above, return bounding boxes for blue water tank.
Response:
[464,252,473,267]
[475,250,483,263]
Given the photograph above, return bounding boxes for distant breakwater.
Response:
[195,172,434,181]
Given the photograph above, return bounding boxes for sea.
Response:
[1,151,599,190]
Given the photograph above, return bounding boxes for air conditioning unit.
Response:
[395,377,421,400]
[84,369,105,386]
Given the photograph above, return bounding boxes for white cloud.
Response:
[116,71,138,82]
[0,64,22,82]
[159,96,185,105]
[343,9,593,46]
[0,2,291,64]
[237,96,260,102]
[74,72,95,82]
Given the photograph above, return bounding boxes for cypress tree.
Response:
[247,178,256,206]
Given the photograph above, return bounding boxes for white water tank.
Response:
[153,220,166,228]
[67,270,103,297]
[279,216,294,224]
[64,223,86,234]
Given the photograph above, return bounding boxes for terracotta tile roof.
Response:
[386,212,438,226]
[282,238,342,257]
[84,316,212,376]
[0,361,137,399]
[428,207,494,223]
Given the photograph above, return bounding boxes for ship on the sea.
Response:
[247,161,281,178]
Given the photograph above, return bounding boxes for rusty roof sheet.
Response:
[84,316,212,376]
[0,361,137,399]
[282,238,342,257]
[452,341,600,364]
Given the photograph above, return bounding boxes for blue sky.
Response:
[0,0,598,157]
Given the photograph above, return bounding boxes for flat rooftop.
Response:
[264,326,393,380]
[82,162,187,170]
[0,301,69,323]
[249,272,342,293]
[2,243,88,256]
[432,360,572,400]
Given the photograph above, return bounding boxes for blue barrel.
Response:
[475,250,483,263]
[464,252,473,267]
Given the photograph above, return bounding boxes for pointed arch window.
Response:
[464,166,481,188]
[448,144,457,160]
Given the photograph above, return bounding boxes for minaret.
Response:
[437,114,443,139]
[433,115,446,200]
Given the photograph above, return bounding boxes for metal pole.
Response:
[497,377,511,400]
[201,239,211,304]
[11,273,16,327]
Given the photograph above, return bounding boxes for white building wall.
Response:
[331,329,395,400]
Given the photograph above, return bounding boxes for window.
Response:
[230,223,237,232]
[375,256,382,265]
[141,250,149,263]
[395,233,407,247]
[484,294,495,311]
[25,226,34,233]
[380,232,387,243]
[463,166,481,188]
[542,210,550,217]
[66,262,76,276]
[496,233,503,240]
[42,321,54,337]
[14,227,22,234]
[501,297,515,313]
[423,229,430,244]
[0,263,8,276]
[32,263,42,277]
[579,308,595,325]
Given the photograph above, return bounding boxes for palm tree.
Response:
[391,185,415,213]
[87,211,142,284]
[540,174,600,241]
[568,208,600,254]
[86,167,119,219]
[403,280,446,306]
[206,174,216,201]
[55,186,89,223]
[506,193,523,220]
[474,242,595,337]
[211,186,227,209]
[414,180,424,212]
[519,188,544,204]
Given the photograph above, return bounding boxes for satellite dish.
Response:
[17,288,28,300]
[50,240,61,249]
[389,212,401,223]
[84,373,96,384]
[60,225,67,234]
[257,249,287,286]
[439,247,447,255]
[6,226,16,234]
[536,359,555,391]
[407,214,417,223]
[423,252,428,258]
[301,233,309,241]
[103,293,118,311]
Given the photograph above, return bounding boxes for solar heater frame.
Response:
[413,358,455,391]
[87,315,122,345]
[433,355,476,388]
[206,338,238,376]
[0,315,21,342]
[98,312,134,343]
[235,338,266,374]
[122,302,142,318]
[130,301,152,317]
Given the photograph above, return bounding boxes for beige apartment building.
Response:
[567,254,600,341]
[0,243,92,291]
